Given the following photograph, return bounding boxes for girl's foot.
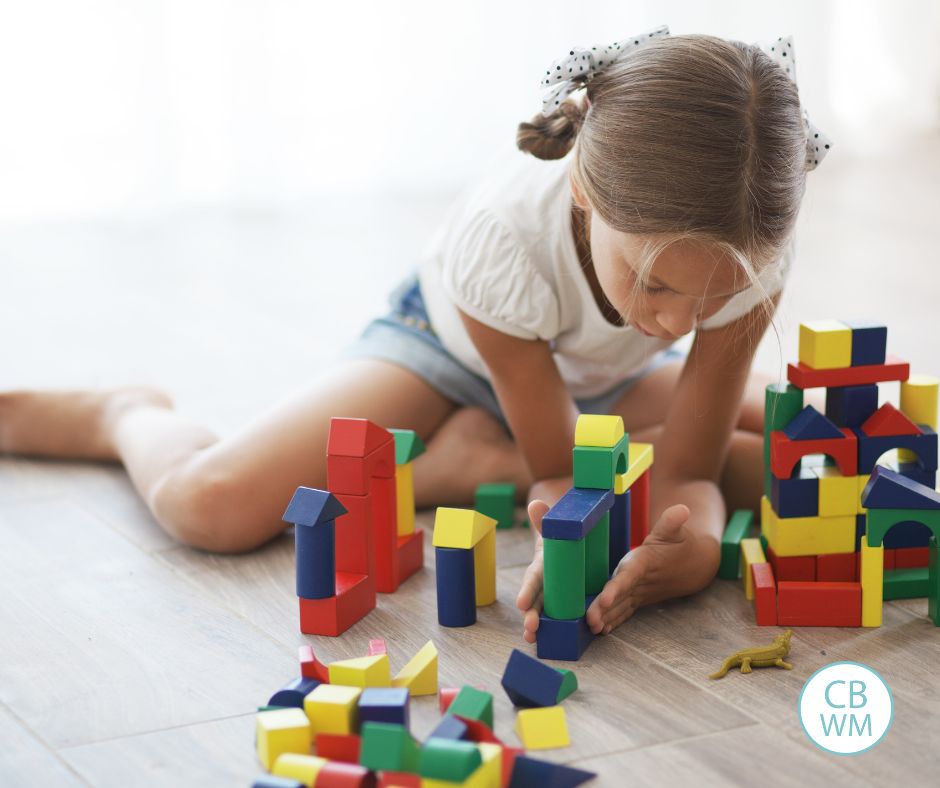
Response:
[0,386,173,460]
[414,406,531,506]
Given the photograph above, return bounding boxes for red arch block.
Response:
[769,429,858,478]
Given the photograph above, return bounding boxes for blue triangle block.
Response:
[282,486,347,527]
[860,465,940,510]
[783,405,845,441]
[509,755,596,788]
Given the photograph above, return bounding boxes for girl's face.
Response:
[584,205,750,341]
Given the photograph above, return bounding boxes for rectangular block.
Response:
[614,442,654,494]
[333,492,375,577]
[894,546,929,569]
[928,537,940,626]
[817,552,857,582]
[799,320,852,370]
[584,513,610,596]
[814,466,859,517]
[740,538,766,600]
[536,612,594,661]
[825,384,879,428]
[315,733,361,763]
[541,487,614,540]
[764,383,805,499]
[777,581,862,626]
[860,535,884,627]
[396,462,416,536]
[609,489,630,575]
[767,544,816,581]
[718,509,754,580]
[542,538,586,619]
[763,507,856,557]
[474,482,516,529]
[751,562,777,625]
[628,469,650,549]
[473,527,497,607]
[787,356,910,390]
[883,567,929,600]
[771,468,818,518]
[372,475,401,593]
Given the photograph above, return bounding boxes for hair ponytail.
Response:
[516,97,587,160]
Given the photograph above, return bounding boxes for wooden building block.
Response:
[256,708,312,771]
[433,508,497,549]
[475,482,517,529]
[777,581,862,626]
[575,414,625,447]
[391,640,437,696]
[900,374,939,462]
[303,684,362,736]
[799,320,851,370]
[271,754,326,786]
[740,538,766,600]
[614,442,654,494]
[860,535,884,627]
[572,434,628,489]
[329,654,391,688]
[767,544,816,582]
[514,706,569,750]
[542,538,586,619]
[751,562,777,625]
[814,466,859,517]
[787,356,909,390]
[298,572,375,637]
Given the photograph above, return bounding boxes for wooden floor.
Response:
[2,136,939,786]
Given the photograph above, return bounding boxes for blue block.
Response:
[435,546,476,627]
[771,468,819,518]
[282,486,347,527]
[501,648,568,708]
[267,676,321,708]
[861,466,940,510]
[784,405,845,441]
[536,612,594,661]
[509,755,596,788]
[359,687,410,728]
[825,384,879,428]
[897,461,936,489]
[855,514,866,551]
[843,320,887,367]
[295,519,335,599]
[252,777,306,788]
[609,489,631,574]
[882,520,933,549]
[854,426,938,474]
[427,714,468,741]
[542,487,615,540]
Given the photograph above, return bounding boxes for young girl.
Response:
[0,31,826,643]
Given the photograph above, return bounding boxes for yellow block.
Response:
[614,442,654,494]
[860,535,884,628]
[900,374,939,462]
[764,510,856,557]
[740,538,766,600]
[328,654,391,688]
[814,466,859,517]
[303,684,362,735]
[857,474,869,514]
[760,495,774,544]
[396,461,415,536]
[392,640,438,695]
[272,753,327,787]
[474,527,497,606]
[798,320,852,370]
[432,508,497,549]
[256,708,312,771]
[477,742,502,787]
[515,706,569,750]
[574,414,625,447]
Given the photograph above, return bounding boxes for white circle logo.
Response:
[798,662,893,755]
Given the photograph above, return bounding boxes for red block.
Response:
[894,546,928,568]
[334,493,375,576]
[454,715,504,745]
[314,760,373,788]
[372,475,401,592]
[316,733,361,763]
[862,403,921,437]
[770,429,858,478]
[299,572,375,636]
[368,638,387,656]
[327,443,396,495]
[378,773,420,788]
[328,417,394,458]
[299,644,331,683]
[777,581,862,626]
[439,686,459,714]
[817,552,857,582]
[629,469,650,549]
[768,545,816,581]
[751,562,777,626]
[501,746,524,788]
[397,529,424,585]
[787,356,909,390]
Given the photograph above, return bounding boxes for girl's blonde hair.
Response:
[517,35,808,304]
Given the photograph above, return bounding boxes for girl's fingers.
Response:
[515,555,544,611]
[526,499,550,535]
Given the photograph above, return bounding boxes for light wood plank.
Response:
[0,704,87,787]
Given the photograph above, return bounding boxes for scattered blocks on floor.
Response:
[475,482,517,529]
[315,733,360,763]
[501,648,579,708]
[418,738,483,783]
[252,776,306,788]
[268,677,321,709]
[438,686,460,714]
[359,722,419,773]
[718,509,754,579]
[304,684,362,736]
[358,687,409,728]
[328,654,391,688]
[514,706,570,750]
[508,755,596,788]
[447,686,494,729]
[426,713,469,742]
[368,638,387,656]
[256,708,312,771]
[299,645,331,683]
[391,640,438,696]
[271,753,327,786]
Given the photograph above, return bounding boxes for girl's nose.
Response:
[656,306,699,339]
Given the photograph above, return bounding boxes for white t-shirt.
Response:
[418,147,789,399]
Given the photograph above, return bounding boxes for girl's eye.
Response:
[641,283,667,294]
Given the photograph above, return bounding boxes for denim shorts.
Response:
[341,274,686,425]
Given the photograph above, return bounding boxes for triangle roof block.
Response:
[282,486,347,527]
[860,465,940,510]
[389,428,427,464]
[327,417,392,458]
[783,405,845,441]
[861,403,921,437]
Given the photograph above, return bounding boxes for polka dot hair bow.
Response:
[757,35,832,170]
[538,25,670,117]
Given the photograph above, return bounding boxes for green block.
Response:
[718,510,755,579]
[256,705,287,712]
[475,482,516,529]
[763,383,804,499]
[572,434,628,489]
[928,537,939,625]
[543,537,586,619]
[759,532,769,555]
[447,685,494,728]
[555,668,578,702]
[360,722,419,773]
[883,567,929,600]
[584,513,610,594]
[390,429,426,464]
[866,508,940,548]
[419,738,482,781]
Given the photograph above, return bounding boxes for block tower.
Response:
[748,319,938,627]
[282,418,426,636]
[537,415,654,660]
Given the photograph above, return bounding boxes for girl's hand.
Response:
[515,499,549,644]
[585,503,691,635]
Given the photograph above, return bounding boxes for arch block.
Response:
[572,434,628,490]
[854,425,937,475]
[866,508,940,549]
[769,429,858,479]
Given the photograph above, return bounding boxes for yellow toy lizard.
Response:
[709,630,794,679]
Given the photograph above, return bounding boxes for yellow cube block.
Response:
[574,414,625,447]
[396,462,416,536]
[303,684,362,735]
[766,513,856,557]
[614,442,654,494]
[799,320,852,370]
[256,708,312,771]
[860,535,884,628]
[515,706,569,750]
[392,640,438,696]
[432,508,497,549]
[814,467,859,516]
[272,753,327,787]
[328,654,390,688]
[740,538,766,600]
